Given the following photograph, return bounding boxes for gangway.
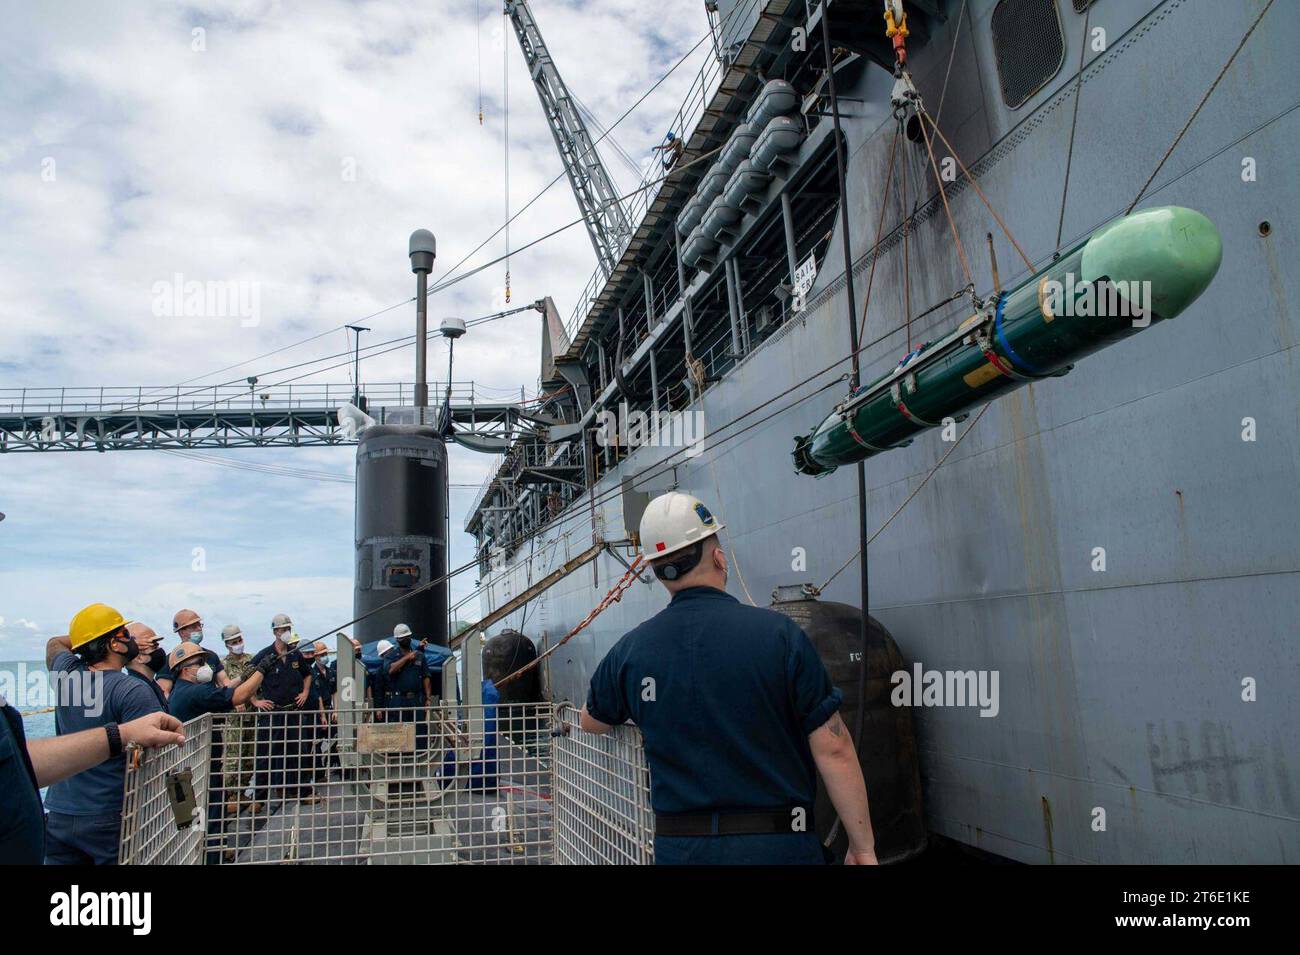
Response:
[0,381,550,453]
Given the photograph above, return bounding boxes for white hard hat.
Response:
[639,491,724,561]
[393,623,413,640]
[377,639,394,656]
[221,624,243,643]
[271,612,293,631]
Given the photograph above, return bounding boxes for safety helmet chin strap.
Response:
[653,541,706,582]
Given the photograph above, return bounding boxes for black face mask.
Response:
[397,637,411,649]
[146,648,167,673]
[116,633,140,664]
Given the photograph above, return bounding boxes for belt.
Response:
[654,808,813,837]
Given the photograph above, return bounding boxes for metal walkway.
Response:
[0,382,541,452]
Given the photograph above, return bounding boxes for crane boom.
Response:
[504,0,631,278]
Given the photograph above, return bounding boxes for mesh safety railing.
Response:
[552,705,655,864]
[120,702,655,865]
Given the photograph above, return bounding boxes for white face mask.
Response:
[227,641,245,654]
[194,664,214,684]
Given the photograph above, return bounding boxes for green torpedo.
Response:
[793,206,1223,476]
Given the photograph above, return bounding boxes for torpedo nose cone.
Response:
[1081,206,1223,320]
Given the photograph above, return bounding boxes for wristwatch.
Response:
[104,722,123,758]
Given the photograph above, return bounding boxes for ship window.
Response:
[991,0,1066,109]
[385,564,420,588]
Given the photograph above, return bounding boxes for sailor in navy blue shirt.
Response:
[0,693,184,865]
[123,622,169,710]
[43,603,166,865]
[167,642,270,723]
[381,625,432,750]
[581,492,878,865]
[249,619,315,802]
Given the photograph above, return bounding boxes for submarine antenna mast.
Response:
[503,0,631,278]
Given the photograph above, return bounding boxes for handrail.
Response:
[0,382,490,415]
[563,20,732,344]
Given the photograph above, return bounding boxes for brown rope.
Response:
[919,107,1036,274]
[902,134,913,349]
[494,556,644,690]
[855,124,901,342]
[1126,0,1276,214]
[915,101,975,288]
[815,403,991,595]
[857,122,902,343]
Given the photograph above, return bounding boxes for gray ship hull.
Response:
[473,0,1299,863]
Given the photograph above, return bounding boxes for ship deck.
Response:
[119,703,654,866]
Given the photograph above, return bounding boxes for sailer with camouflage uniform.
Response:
[220,624,257,813]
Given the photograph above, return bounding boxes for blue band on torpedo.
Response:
[994,292,1046,376]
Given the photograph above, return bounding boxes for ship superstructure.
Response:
[464,0,1299,865]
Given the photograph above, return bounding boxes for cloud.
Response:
[0,0,712,662]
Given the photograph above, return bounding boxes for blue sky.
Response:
[0,0,712,661]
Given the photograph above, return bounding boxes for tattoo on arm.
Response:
[827,714,845,737]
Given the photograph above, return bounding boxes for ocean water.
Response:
[22,707,56,740]
[2,661,57,740]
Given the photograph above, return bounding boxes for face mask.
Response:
[194,664,214,684]
[147,648,167,672]
[117,634,140,663]
[227,641,245,655]
[190,629,204,644]
[398,637,412,649]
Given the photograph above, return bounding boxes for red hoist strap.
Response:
[845,414,889,452]
[980,346,1031,382]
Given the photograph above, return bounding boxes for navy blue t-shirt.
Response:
[44,651,164,816]
[0,700,44,864]
[384,646,429,699]
[250,645,310,707]
[586,586,841,815]
[125,667,168,710]
[168,679,236,723]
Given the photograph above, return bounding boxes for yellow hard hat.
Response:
[69,603,127,650]
[168,641,206,672]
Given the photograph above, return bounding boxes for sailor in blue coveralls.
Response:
[249,616,314,803]
[0,690,183,865]
[581,492,879,865]
[167,641,273,861]
[382,624,432,750]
